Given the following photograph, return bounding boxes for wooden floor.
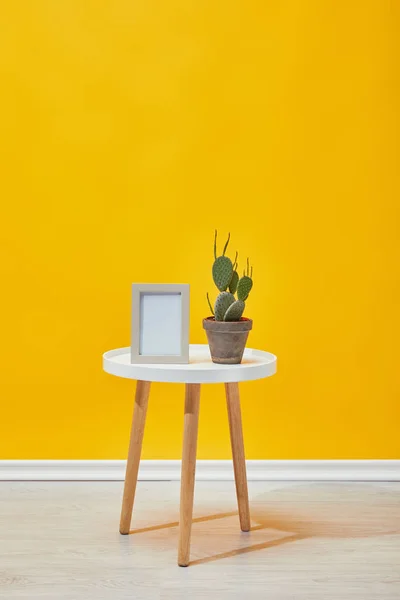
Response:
[0,481,399,599]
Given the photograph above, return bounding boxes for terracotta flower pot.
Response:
[203,317,253,364]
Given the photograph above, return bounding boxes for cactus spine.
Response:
[207,232,253,321]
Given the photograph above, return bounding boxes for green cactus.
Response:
[207,232,254,321]
[214,291,235,320]
[224,300,245,321]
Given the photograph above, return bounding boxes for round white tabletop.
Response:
[103,344,277,384]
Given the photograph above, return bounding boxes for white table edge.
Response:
[102,344,277,384]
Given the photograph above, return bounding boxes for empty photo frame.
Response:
[131,284,190,364]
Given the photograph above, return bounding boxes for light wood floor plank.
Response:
[0,481,399,599]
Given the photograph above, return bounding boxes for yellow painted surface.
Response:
[1,1,399,459]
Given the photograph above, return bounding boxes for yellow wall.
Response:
[1,1,399,460]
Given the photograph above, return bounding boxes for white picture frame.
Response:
[131,284,190,364]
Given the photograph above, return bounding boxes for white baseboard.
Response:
[0,460,399,481]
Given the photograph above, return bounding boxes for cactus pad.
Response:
[224,300,245,321]
[229,270,239,294]
[212,256,233,292]
[214,291,235,321]
[237,275,253,301]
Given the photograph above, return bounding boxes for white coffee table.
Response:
[103,344,277,566]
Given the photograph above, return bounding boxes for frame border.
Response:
[131,283,190,364]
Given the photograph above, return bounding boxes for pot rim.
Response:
[203,316,252,322]
[203,316,253,331]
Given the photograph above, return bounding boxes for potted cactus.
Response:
[203,231,253,364]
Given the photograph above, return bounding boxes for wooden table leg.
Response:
[119,380,151,535]
[178,383,201,567]
[225,382,251,532]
